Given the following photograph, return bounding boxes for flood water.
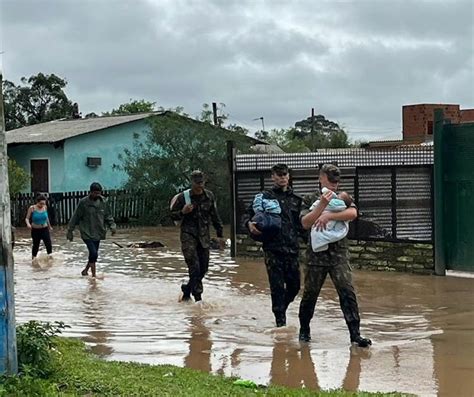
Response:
[13,226,474,396]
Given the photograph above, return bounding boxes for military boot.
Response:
[180,283,191,302]
[275,312,286,327]
[351,335,372,347]
[348,321,372,347]
[298,325,311,342]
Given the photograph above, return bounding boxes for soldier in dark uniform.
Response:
[171,170,224,302]
[247,163,303,327]
[299,164,371,347]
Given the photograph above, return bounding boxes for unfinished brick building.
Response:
[403,104,474,143]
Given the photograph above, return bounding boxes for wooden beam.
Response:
[0,72,18,374]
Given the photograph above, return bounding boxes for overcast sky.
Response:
[1,0,473,141]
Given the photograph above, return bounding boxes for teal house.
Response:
[7,112,161,193]
[7,112,271,194]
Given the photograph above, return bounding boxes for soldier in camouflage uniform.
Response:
[171,170,224,302]
[247,164,303,327]
[299,164,371,347]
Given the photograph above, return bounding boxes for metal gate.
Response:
[434,110,474,273]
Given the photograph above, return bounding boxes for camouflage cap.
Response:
[320,164,341,183]
[190,170,204,182]
[271,163,289,175]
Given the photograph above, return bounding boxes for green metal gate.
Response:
[434,110,474,274]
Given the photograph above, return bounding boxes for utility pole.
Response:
[212,102,218,126]
[311,107,315,151]
[253,117,265,133]
[0,72,18,374]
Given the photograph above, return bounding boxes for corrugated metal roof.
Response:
[236,147,434,170]
[6,112,163,144]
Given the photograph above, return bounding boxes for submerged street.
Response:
[13,226,474,397]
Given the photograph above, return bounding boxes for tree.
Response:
[102,99,156,116]
[2,73,74,130]
[293,114,350,150]
[119,113,252,224]
[8,159,30,197]
[199,103,228,126]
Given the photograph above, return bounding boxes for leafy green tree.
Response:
[8,158,30,197]
[103,99,156,116]
[2,73,74,130]
[200,103,228,126]
[292,114,350,150]
[119,113,252,224]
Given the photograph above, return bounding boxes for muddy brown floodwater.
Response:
[13,226,474,396]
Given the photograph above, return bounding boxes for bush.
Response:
[8,158,30,197]
[16,320,69,377]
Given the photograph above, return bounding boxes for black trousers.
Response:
[31,227,52,257]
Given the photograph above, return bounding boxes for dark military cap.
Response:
[271,163,289,175]
[320,164,341,183]
[190,170,205,183]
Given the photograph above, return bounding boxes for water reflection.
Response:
[12,226,474,396]
[81,278,114,357]
[184,316,212,373]
[270,342,319,389]
[341,346,370,391]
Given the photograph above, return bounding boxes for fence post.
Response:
[227,141,237,257]
[0,72,18,374]
[433,109,446,275]
[391,166,397,239]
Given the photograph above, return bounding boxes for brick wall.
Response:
[236,234,434,275]
[403,104,461,142]
[461,109,474,123]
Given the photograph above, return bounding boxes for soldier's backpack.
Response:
[170,189,191,210]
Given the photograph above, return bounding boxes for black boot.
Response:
[348,321,371,347]
[299,325,311,342]
[275,312,286,327]
[351,335,372,347]
[180,283,191,302]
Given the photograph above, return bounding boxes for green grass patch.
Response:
[1,337,410,396]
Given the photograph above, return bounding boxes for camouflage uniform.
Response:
[247,186,303,325]
[171,189,223,300]
[299,192,363,342]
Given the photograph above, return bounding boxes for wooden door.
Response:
[30,159,49,192]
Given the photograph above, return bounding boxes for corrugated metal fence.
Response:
[11,190,157,227]
[234,147,433,243]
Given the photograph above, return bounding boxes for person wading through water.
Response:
[170,170,224,303]
[67,182,116,277]
[246,163,303,327]
[298,164,371,347]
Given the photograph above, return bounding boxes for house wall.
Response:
[62,119,149,191]
[8,144,65,192]
[8,119,150,193]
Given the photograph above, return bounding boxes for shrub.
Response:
[16,320,69,377]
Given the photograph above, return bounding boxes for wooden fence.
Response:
[11,190,159,227]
